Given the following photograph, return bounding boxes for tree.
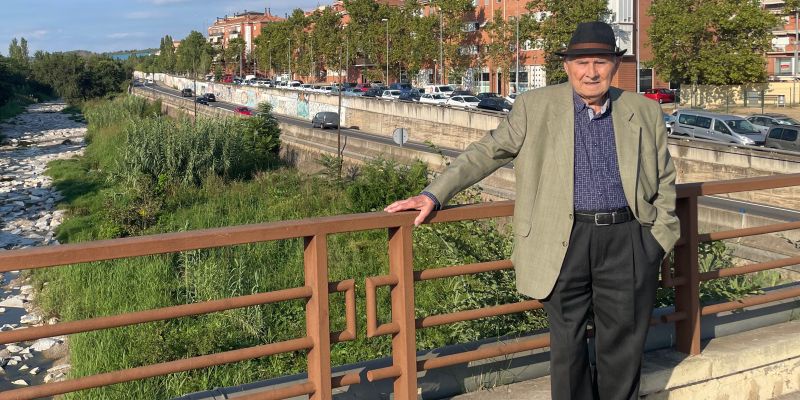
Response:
[432,0,476,83]
[523,0,609,84]
[157,35,177,73]
[648,0,777,85]
[176,31,214,77]
[485,10,516,90]
[224,38,246,77]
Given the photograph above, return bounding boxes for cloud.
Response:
[125,11,167,19]
[13,30,49,39]
[107,32,146,39]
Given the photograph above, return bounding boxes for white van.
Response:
[424,85,456,98]
[672,110,765,146]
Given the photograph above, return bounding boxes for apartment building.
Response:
[207,9,284,55]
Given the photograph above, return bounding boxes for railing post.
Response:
[304,235,332,399]
[388,226,418,399]
[673,196,701,355]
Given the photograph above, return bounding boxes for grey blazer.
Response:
[424,83,680,299]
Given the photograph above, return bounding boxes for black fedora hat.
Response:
[555,21,627,57]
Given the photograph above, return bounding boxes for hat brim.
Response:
[555,47,627,57]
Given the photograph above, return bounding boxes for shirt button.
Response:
[562,241,568,247]
[568,213,573,220]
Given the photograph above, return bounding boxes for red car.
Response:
[234,106,252,116]
[354,83,371,92]
[643,88,675,104]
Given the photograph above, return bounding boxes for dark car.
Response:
[451,90,474,97]
[181,88,194,97]
[389,83,414,93]
[203,93,216,102]
[311,112,340,129]
[362,88,383,98]
[477,98,512,112]
[476,92,503,100]
[234,106,252,116]
[195,96,209,105]
[765,125,800,151]
[398,89,422,102]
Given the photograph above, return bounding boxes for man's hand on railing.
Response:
[384,195,435,227]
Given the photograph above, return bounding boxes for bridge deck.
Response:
[450,320,800,400]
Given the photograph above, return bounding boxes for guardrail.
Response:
[1,174,799,399]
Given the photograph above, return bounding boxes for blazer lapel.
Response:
[610,87,642,209]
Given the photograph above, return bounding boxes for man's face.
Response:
[563,54,619,104]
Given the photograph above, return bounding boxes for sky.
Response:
[0,0,322,55]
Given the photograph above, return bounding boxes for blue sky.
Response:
[0,0,321,55]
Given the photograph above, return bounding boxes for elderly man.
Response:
[385,21,680,399]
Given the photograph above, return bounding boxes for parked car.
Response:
[343,87,365,97]
[311,112,340,129]
[203,93,216,102]
[476,92,502,100]
[765,125,800,151]
[746,113,800,134]
[389,83,414,93]
[362,88,384,98]
[643,88,675,104]
[445,95,481,108]
[477,98,512,112]
[398,89,423,102]
[424,84,455,98]
[354,83,372,92]
[181,88,194,97]
[195,96,209,106]
[672,110,764,145]
[381,90,402,99]
[505,93,518,104]
[419,93,448,105]
[234,106,252,116]
[663,113,675,134]
[451,90,474,97]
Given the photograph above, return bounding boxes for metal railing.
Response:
[0,174,799,399]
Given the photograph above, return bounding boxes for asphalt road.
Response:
[138,82,800,222]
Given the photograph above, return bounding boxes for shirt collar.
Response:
[572,91,611,118]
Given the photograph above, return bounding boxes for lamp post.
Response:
[795,10,798,105]
[515,7,520,94]
[439,7,444,84]
[382,18,389,83]
[268,40,272,80]
[288,37,292,81]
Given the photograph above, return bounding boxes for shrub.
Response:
[346,158,429,213]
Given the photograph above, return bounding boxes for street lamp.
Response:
[288,37,292,81]
[515,4,520,94]
[267,40,272,80]
[382,18,389,83]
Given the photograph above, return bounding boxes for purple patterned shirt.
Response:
[572,91,628,211]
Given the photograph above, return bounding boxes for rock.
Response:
[0,308,5,314]
[20,313,42,325]
[12,379,28,386]
[6,358,18,366]
[31,338,59,352]
[1,324,17,331]
[29,367,40,375]
[6,345,23,353]
[0,296,26,308]
[19,364,29,371]
[61,139,73,145]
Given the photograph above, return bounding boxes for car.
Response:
[203,93,216,102]
[195,96,209,106]
[505,93,518,104]
[381,90,402,99]
[672,110,764,145]
[342,87,365,97]
[370,81,384,88]
[362,88,384,98]
[764,125,800,151]
[419,93,448,105]
[451,90,474,97]
[643,88,675,104]
[477,97,512,112]
[476,92,503,100]
[311,112,339,129]
[234,106,252,116]
[424,84,455,98]
[663,113,675,134]
[181,88,194,97]
[445,95,481,108]
[320,85,334,95]
[398,89,423,102]
[389,83,415,93]
[354,83,372,92]
[746,113,800,134]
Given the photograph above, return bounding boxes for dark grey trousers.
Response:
[542,219,665,400]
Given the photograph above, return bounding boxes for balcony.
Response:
[0,174,799,399]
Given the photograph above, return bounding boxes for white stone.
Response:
[31,338,59,352]
[18,364,29,371]
[11,379,28,386]
[6,358,18,366]
[20,313,42,325]
[29,366,41,375]
[6,345,23,353]
[0,296,25,308]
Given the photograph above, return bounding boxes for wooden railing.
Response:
[0,174,799,399]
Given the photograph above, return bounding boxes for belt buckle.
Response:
[594,213,613,226]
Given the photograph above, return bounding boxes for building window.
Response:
[776,57,797,76]
[639,68,653,92]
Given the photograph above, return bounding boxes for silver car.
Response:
[672,110,764,146]
[746,114,800,135]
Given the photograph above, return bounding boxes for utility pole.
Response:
[288,36,292,81]
[193,57,197,126]
[439,6,444,85]
[337,49,344,179]
[515,6,520,94]
[382,18,389,83]
[268,40,272,80]
[795,10,798,105]
[311,37,315,81]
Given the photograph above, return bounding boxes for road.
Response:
[137,82,800,222]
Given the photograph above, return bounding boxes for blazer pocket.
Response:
[514,219,532,237]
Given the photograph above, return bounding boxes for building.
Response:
[207,8,285,75]
[762,0,800,81]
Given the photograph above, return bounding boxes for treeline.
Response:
[1,37,135,108]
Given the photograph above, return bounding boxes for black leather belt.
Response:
[574,207,633,226]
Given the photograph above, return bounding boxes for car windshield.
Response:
[433,94,446,99]
[463,96,480,102]
[725,119,760,134]
[438,86,454,92]
[776,117,800,125]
